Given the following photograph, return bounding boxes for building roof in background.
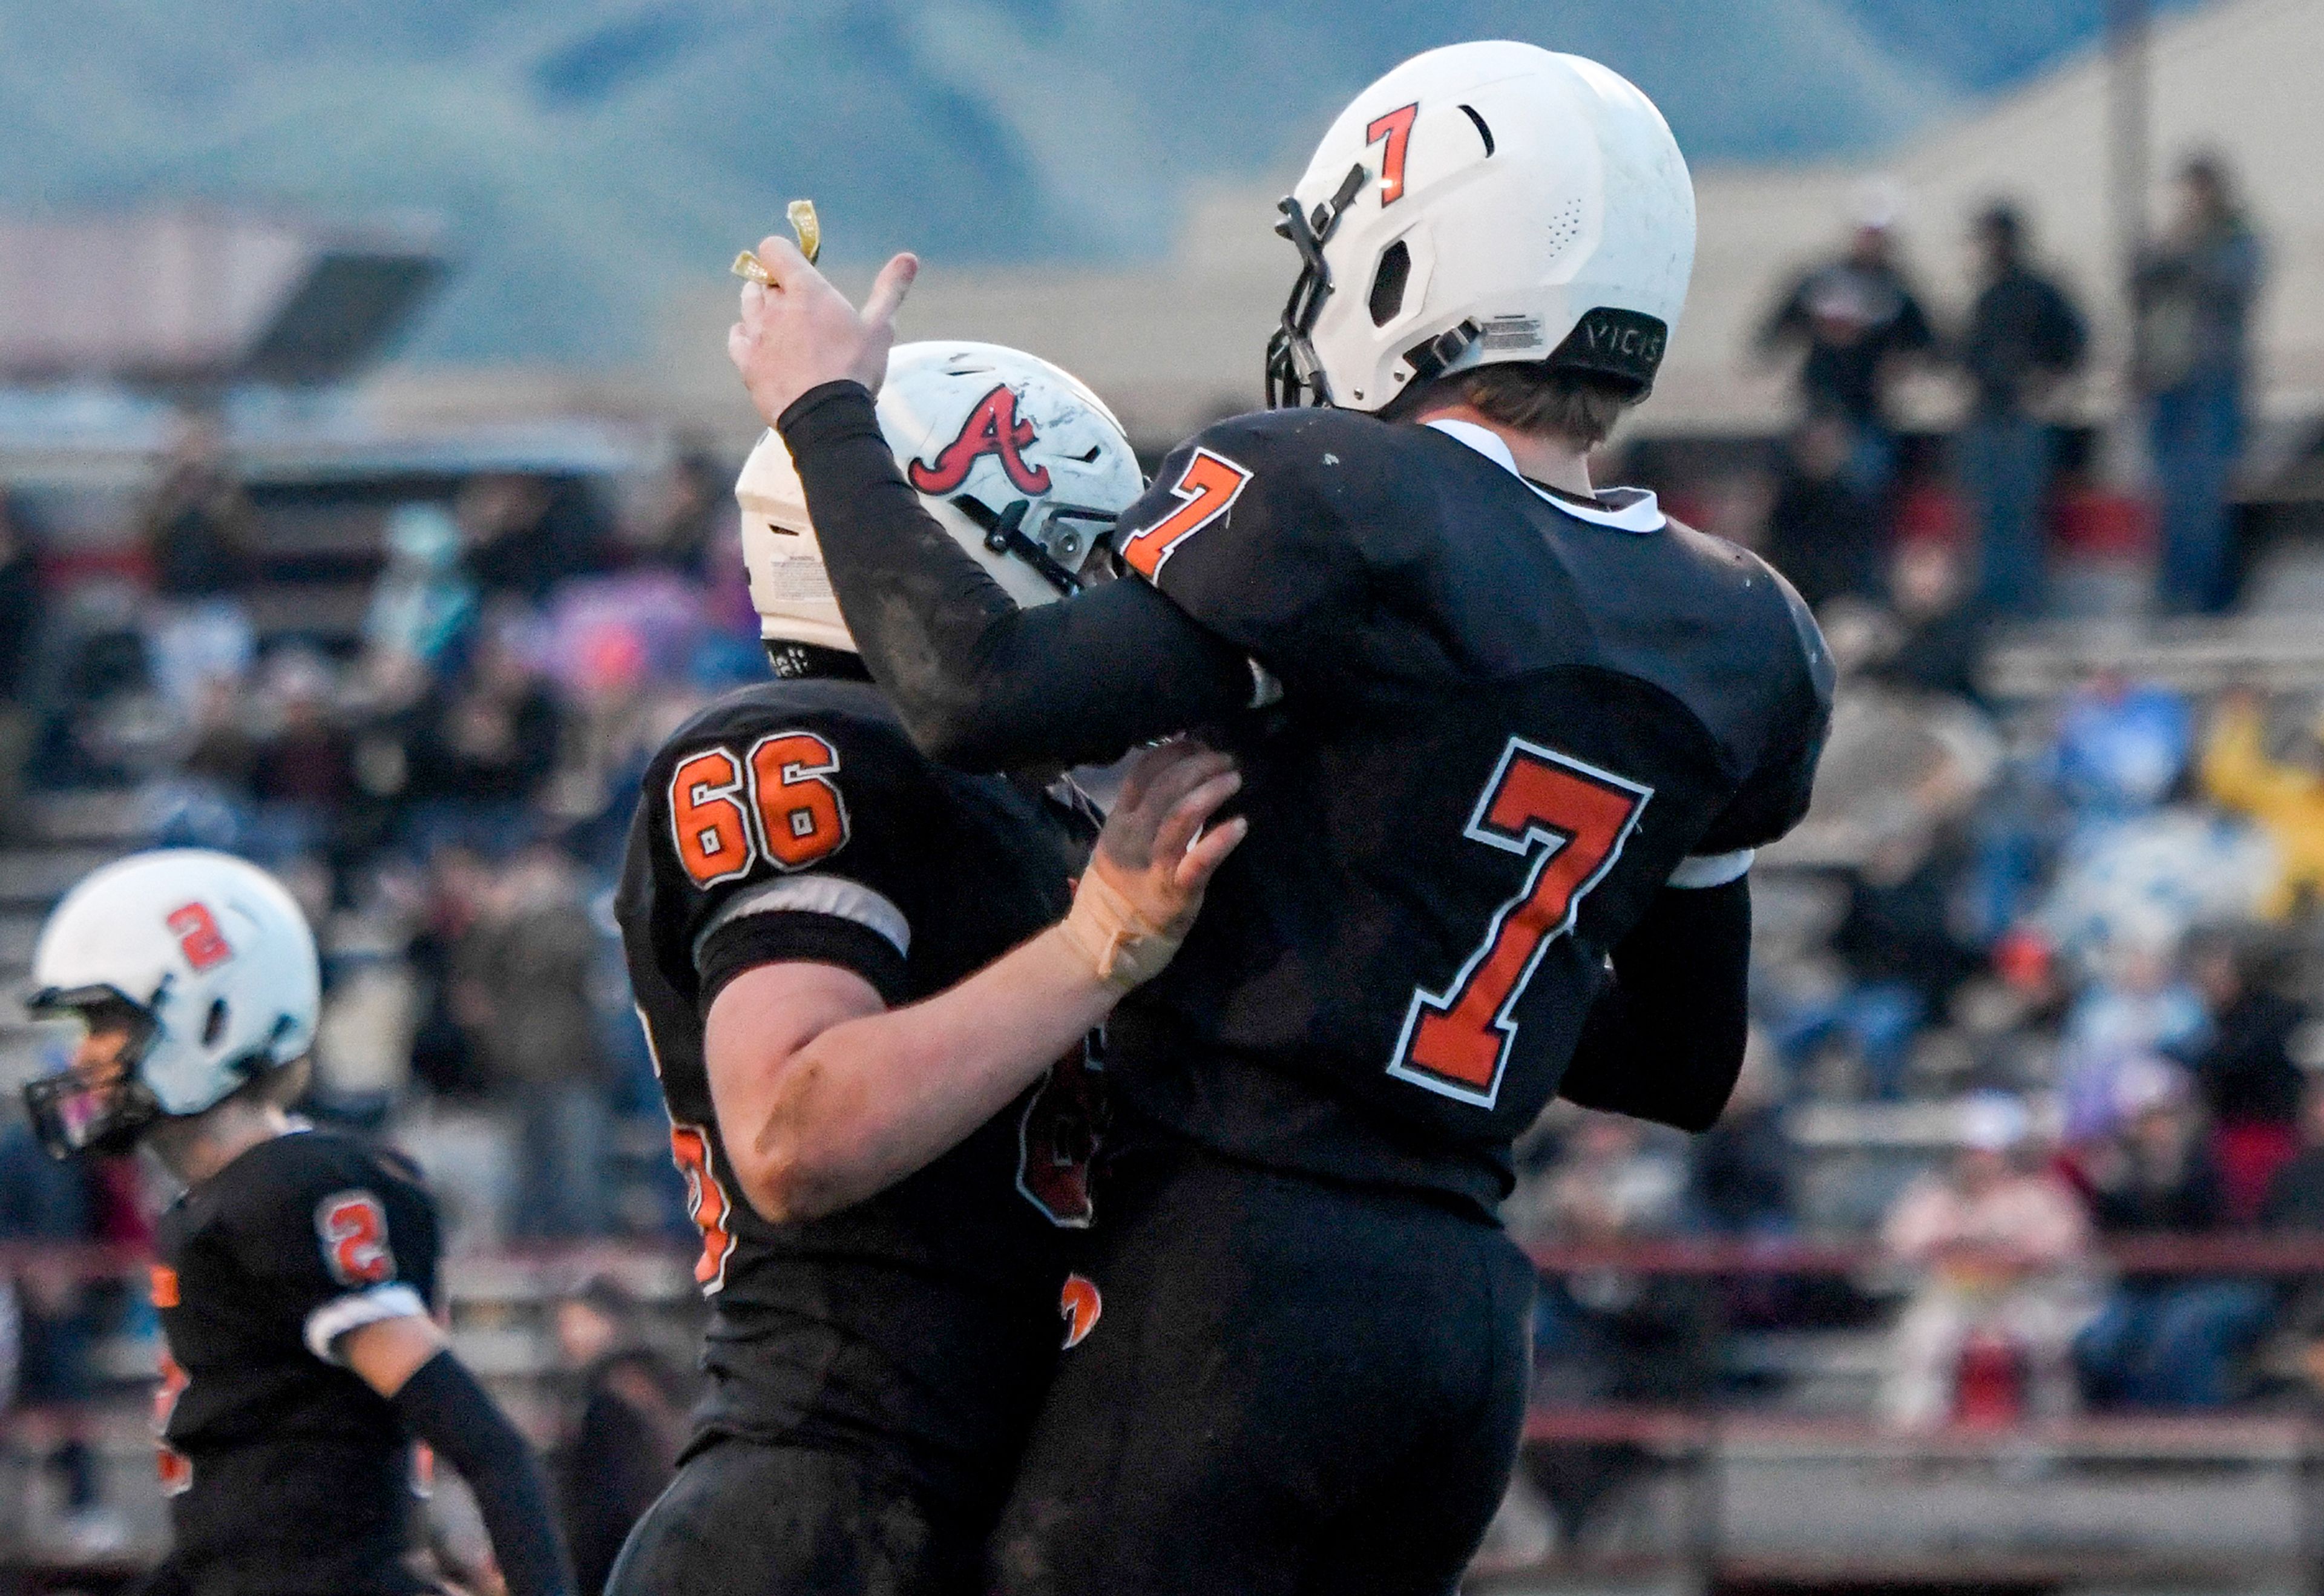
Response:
[0,209,445,390]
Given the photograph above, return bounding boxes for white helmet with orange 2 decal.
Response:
[1266,41,1696,412]
[737,340,1144,655]
[22,849,320,1157]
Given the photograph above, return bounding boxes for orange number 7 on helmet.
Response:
[1366,102,1419,206]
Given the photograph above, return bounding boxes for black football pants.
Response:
[605,1435,979,1596]
[988,1141,1536,1596]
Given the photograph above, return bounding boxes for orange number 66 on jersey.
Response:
[668,731,850,889]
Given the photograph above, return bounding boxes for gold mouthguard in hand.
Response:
[730,199,822,285]
[787,199,821,263]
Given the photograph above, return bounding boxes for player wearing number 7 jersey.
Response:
[608,341,1245,1596]
[730,42,1831,1595]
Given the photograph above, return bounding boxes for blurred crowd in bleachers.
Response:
[0,142,2304,1558]
[0,421,754,1553]
[1503,150,2324,1543]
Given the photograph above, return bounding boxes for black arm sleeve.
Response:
[1557,876,1753,1133]
[392,1351,575,1596]
[777,381,1253,771]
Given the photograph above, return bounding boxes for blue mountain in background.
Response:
[0,0,2202,362]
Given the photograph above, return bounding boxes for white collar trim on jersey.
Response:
[1425,419,1666,533]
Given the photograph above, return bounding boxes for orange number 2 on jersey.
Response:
[317,1190,395,1286]
[669,1124,738,1293]
[1367,102,1419,206]
[1388,738,1650,1109]
[1120,449,1252,580]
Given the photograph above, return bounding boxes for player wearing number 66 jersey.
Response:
[19,850,571,1596]
[731,43,1831,1596]
[608,342,1246,1596]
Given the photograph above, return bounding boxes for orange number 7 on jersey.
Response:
[1388,738,1650,1109]
[1119,449,1251,580]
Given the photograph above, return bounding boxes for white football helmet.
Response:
[1265,42,1696,412]
[738,341,1145,655]
[22,850,320,1158]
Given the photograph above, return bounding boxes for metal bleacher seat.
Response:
[1983,613,2324,701]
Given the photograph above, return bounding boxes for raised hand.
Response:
[727,238,919,424]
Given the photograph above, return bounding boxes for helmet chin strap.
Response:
[953,496,1116,598]
[1265,162,1369,409]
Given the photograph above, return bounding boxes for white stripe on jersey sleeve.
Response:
[303,1282,428,1364]
[1667,848,1754,890]
[690,874,912,968]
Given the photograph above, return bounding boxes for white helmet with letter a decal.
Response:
[1266,41,1696,412]
[22,849,320,1157]
[737,341,1145,655]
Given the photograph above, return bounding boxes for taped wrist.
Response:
[1055,867,1184,991]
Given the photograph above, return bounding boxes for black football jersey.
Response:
[151,1127,442,1595]
[1108,410,1833,1212]
[614,674,1097,1513]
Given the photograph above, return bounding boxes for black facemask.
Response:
[20,993,163,1161]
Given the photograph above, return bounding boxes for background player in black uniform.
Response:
[725,42,1833,1595]
[18,849,571,1596]
[607,341,1246,1596]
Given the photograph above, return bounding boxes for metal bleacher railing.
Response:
[8,1235,2324,1590]
[1491,1233,2324,1592]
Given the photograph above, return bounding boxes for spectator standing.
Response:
[2178,925,2307,1221]
[547,1277,685,1596]
[2068,1060,2270,1408]
[2134,154,2263,614]
[1954,203,2088,619]
[456,846,613,1236]
[138,422,257,720]
[139,416,253,601]
[1879,1095,2093,1431]
[1756,191,1937,498]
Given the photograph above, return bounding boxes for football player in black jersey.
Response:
[606,340,1246,1596]
[19,849,571,1596]
[726,42,1834,1595]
